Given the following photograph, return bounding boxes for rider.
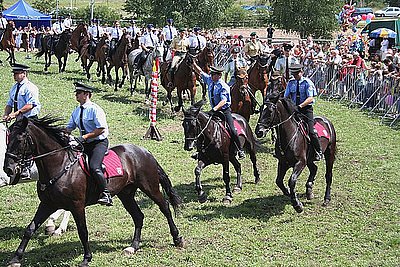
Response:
[224,46,247,86]
[126,19,140,40]
[50,16,64,54]
[188,27,206,55]
[284,64,323,161]
[243,32,263,64]
[161,18,177,61]
[88,19,104,59]
[0,13,8,41]
[168,28,189,88]
[192,63,246,160]
[275,43,299,83]
[66,82,112,206]
[136,24,158,70]
[108,20,123,59]
[63,14,72,31]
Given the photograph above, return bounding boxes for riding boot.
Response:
[310,132,323,161]
[92,168,113,206]
[168,67,175,88]
[251,97,258,114]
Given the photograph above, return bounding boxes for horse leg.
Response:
[174,88,183,112]
[323,146,334,206]
[145,77,150,98]
[86,60,94,80]
[114,67,119,91]
[7,202,56,267]
[305,161,318,200]
[58,56,63,73]
[248,144,260,184]
[118,191,144,254]
[62,54,68,72]
[53,210,71,236]
[276,160,290,196]
[194,160,207,203]
[288,161,306,213]
[71,206,92,267]
[200,80,207,100]
[222,161,233,204]
[118,66,127,88]
[45,209,64,235]
[230,156,242,193]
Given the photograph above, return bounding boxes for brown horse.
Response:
[36,31,71,73]
[0,20,16,65]
[230,77,253,122]
[107,33,132,91]
[248,55,270,98]
[196,44,215,99]
[160,53,197,112]
[4,116,185,267]
[94,35,109,84]
[182,100,260,203]
[70,23,88,54]
[255,93,337,213]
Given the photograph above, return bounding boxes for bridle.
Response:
[183,113,213,142]
[257,100,295,132]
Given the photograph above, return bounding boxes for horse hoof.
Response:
[233,186,242,193]
[222,195,233,204]
[322,199,330,207]
[306,189,314,200]
[45,225,55,235]
[53,229,63,236]
[174,236,186,248]
[123,246,137,256]
[198,193,207,203]
[173,106,181,112]
[254,176,260,184]
[293,203,304,213]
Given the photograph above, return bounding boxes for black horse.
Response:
[182,101,260,204]
[36,31,71,73]
[255,93,337,213]
[4,117,185,267]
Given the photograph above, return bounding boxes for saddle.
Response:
[210,113,246,148]
[79,150,124,179]
[297,116,331,142]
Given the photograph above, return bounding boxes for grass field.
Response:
[0,51,399,267]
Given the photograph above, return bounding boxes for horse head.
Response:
[255,92,280,138]
[182,100,206,151]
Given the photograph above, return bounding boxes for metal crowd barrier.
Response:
[304,61,400,128]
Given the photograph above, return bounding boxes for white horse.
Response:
[128,46,162,97]
[0,123,71,236]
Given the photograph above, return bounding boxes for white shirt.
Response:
[63,18,72,29]
[275,55,299,75]
[188,34,206,50]
[162,25,177,41]
[110,27,123,40]
[126,26,140,39]
[140,32,158,48]
[88,24,104,39]
[52,21,64,35]
[381,39,389,52]
[0,18,7,30]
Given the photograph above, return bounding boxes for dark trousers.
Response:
[299,106,322,152]
[83,138,109,191]
[221,108,242,150]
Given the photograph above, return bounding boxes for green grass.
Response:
[0,51,399,267]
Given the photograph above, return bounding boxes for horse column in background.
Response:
[0,21,16,65]
[107,33,132,91]
[0,123,71,236]
[4,117,185,267]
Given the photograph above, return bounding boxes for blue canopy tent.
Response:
[2,0,51,28]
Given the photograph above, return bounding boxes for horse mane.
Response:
[29,115,70,147]
[280,97,298,115]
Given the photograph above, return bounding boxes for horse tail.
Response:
[157,162,182,214]
[35,40,46,58]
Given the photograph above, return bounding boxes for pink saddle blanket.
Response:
[314,121,330,139]
[79,150,124,179]
[220,120,245,138]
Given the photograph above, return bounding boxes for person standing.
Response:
[284,64,323,161]
[192,64,246,160]
[3,64,40,122]
[66,82,112,206]
[266,24,275,45]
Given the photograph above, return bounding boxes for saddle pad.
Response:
[79,150,124,179]
[220,120,246,138]
[314,121,330,140]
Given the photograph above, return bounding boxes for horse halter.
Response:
[5,130,34,176]
[257,100,295,131]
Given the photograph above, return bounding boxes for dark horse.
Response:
[182,101,260,203]
[255,93,336,213]
[248,55,270,98]
[36,31,71,73]
[107,33,132,91]
[196,44,215,99]
[0,20,16,65]
[161,53,197,112]
[4,117,185,267]
[231,75,253,122]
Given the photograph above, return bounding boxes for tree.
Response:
[385,0,399,6]
[270,0,341,38]
[73,6,122,24]
[32,0,56,14]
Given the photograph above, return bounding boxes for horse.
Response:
[0,21,16,65]
[196,44,215,99]
[106,33,132,91]
[247,55,270,98]
[160,53,197,112]
[35,31,71,73]
[128,46,162,96]
[93,35,109,84]
[230,76,253,122]
[0,122,71,236]
[255,93,337,213]
[70,23,88,54]
[4,116,185,267]
[182,101,260,203]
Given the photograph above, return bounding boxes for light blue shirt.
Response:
[201,72,231,110]
[7,78,40,118]
[284,76,317,106]
[66,100,109,142]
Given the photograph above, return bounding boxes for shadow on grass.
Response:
[0,226,25,241]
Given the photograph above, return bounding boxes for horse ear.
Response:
[193,100,206,109]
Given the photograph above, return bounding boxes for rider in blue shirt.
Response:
[284,64,323,161]
[193,63,245,160]
[66,82,112,206]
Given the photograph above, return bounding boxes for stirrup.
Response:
[191,152,198,160]
[314,151,323,161]
[237,150,246,160]
[98,192,113,206]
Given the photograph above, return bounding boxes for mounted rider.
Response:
[168,28,189,88]
[161,18,177,61]
[135,24,159,71]
[126,19,141,48]
[224,46,247,86]
[87,19,104,60]
[243,32,263,65]
[274,43,299,85]
[284,64,323,161]
[188,27,206,55]
[108,20,123,59]
[50,16,64,54]
[0,13,8,41]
